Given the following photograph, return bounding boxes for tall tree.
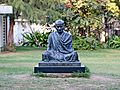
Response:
[1,0,64,50]
[64,0,120,38]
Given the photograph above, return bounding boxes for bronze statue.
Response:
[42,19,79,62]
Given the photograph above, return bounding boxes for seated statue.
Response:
[42,19,79,62]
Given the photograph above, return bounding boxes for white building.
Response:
[0,4,13,52]
[13,19,54,46]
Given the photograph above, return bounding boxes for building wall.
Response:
[0,15,7,52]
[13,20,53,46]
[0,15,2,52]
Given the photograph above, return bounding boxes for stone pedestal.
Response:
[34,61,85,73]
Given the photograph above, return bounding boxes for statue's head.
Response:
[55,19,64,34]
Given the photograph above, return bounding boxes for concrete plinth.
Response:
[34,61,85,73]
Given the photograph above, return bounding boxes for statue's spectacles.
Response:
[56,25,64,28]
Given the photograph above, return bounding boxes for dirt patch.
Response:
[1,74,120,90]
[91,75,115,81]
[11,74,32,81]
[12,73,120,81]
[0,51,15,54]
[46,73,73,78]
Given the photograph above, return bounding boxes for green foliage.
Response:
[6,0,65,23]
[72,36,100,50]
[71,66,90,78]
[72,36,89,50]
[109,35,120,48]
[64,0,120,44]
[64,0,103,37]
[22,32,50,47]
[32,72,47,77]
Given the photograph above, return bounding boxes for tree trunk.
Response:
[6,15,15,51]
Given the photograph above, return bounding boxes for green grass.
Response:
[0,47,44,74]
[78,49,120,76]
[0,46,120,90]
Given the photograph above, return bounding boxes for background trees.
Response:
[9,0,64,23]
[63,0,120,49]
[64,0,120,35]
[0,0,64,50]
[1,0,120,50]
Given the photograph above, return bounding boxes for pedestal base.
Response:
[34,61,85,73]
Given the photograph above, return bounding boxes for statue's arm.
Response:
[47,34,52,51]
[67,35,72,49]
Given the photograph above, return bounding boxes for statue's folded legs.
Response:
[42,51,79,62]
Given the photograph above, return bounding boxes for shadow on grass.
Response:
[15,46,47,52]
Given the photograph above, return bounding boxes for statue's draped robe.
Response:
[42,31,78,62]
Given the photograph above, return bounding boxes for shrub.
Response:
[22,31,50,47]
[109,35,120,48]
[71,66,91,78]
[72,36,100,50]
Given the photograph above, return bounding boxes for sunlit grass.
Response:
[79,49,120,76]
[0,47,120,76]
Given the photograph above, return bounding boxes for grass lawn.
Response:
[0,46,120,90]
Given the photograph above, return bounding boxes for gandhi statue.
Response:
[42,19,79,62]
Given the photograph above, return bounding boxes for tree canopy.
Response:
[1,0,64,23]
[64,0,120,36]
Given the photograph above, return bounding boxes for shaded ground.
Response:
[0,74,120,90]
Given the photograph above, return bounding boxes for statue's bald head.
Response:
[55,19,64,34]
[55,19,64,25]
